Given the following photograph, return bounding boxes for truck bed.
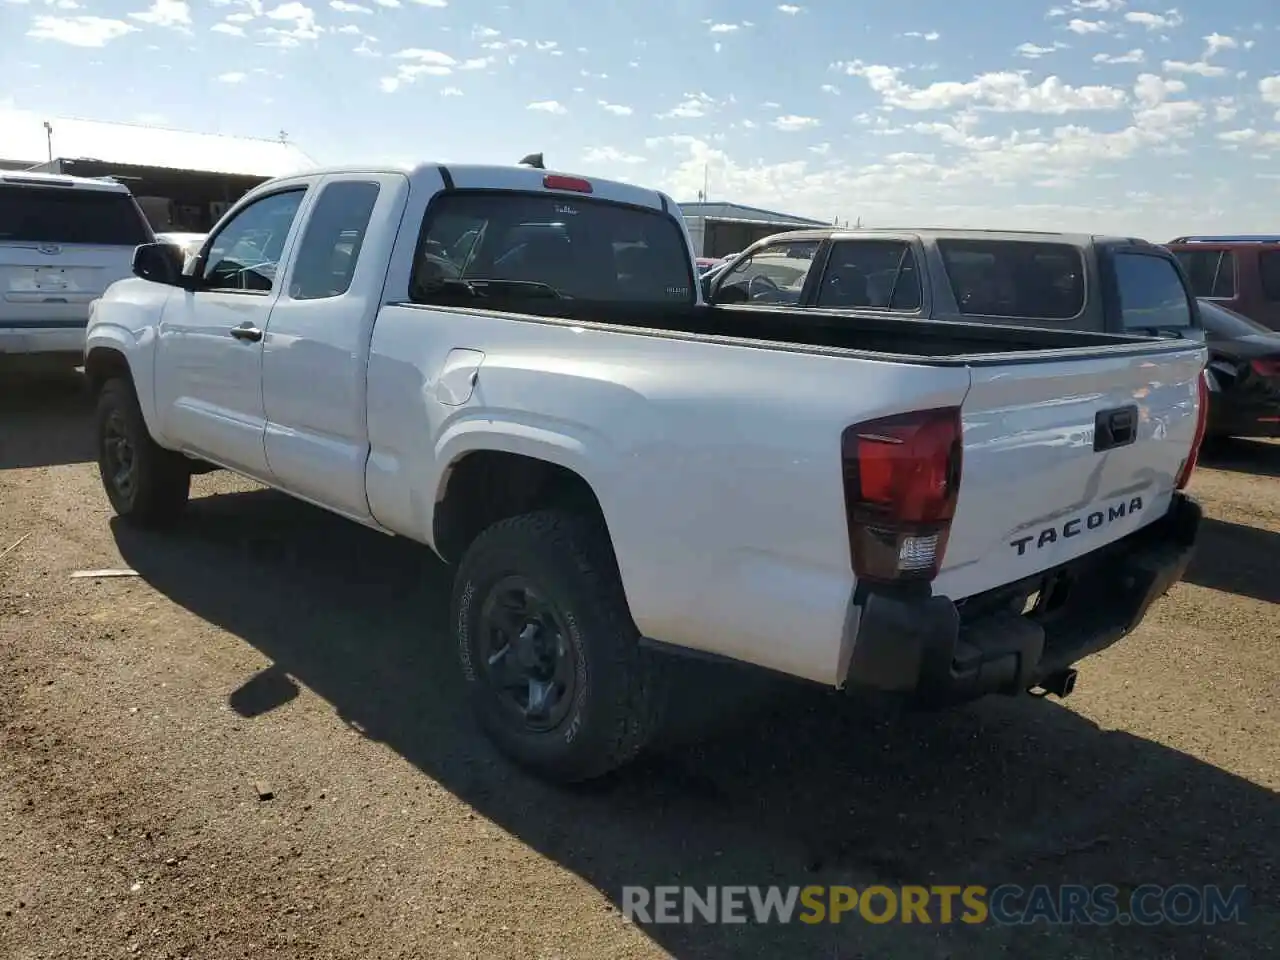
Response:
[438,298,1188,363]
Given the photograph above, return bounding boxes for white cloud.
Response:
[472,25,499,38]
[330,0,372,12]
[409,0,445,5]
[776,3,802,12]
[211,21,244,34]
[527,100,567,114]
[708,22,740,33]
[458,57,491,70]
[820,84,839,94]
[128,0,191,29]
[1259,76,1280,105]
[441,86,461,96]
[534,39,557,51]
[598,101,633,116]
[392,47,454,64]
[1066,18,1110,34]
[772,115,820,131]
[259,1,321,46]
[903,30,940,41]
[583,146,645,165]
[1017,41,1067,59]
[27,15,136,45]
[1093,48,1145,64]
[217,71,246,82]
[1124,9,1184,31]
[657,91,719,120]
[1203,33,1237,57]
[837,62,1128,114]
[1163,59,1228,77]
[380,48,455,89]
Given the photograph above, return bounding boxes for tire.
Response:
[452,509,664,783]
[95,377,191,528]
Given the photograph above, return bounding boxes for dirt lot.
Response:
[1,373,1277,960]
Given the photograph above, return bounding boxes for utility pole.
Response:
[703,163,709,203]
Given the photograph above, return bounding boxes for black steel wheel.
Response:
[95,377,191,527]
[478,575,579,733]
[452,508,666,782]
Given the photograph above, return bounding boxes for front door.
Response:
[154,186,310,477]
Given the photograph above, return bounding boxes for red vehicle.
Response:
[1165,235,1280,331]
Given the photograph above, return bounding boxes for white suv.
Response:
[0,170,155,371]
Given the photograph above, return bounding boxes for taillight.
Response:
[840,407,962,584]
[1249,357,1280,378]
[543,174,593,193]
[1175,371,1209,490]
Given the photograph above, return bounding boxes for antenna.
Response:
[43,121,53,163]
[519,152,545,169]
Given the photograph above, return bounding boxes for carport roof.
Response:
[0,109,317,178]
[677,201,830,227]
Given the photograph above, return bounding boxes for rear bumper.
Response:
[0,323,87,359]
[843,492,1202,705]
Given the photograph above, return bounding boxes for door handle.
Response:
[1094,405,1138,451]
[229,324,263,343]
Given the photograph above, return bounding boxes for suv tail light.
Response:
[840,407,962,584]
[1175,370,1209,491]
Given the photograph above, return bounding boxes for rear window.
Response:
[1172,248,1236,298]
[1113,251,1193,330]
[410,191,694,304]
[938,239,1084,320]
[0,184,153,247]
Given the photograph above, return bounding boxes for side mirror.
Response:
[132,242,187,287]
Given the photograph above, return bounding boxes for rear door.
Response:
[261,173,403,520]
[0,180,152,333]
[936,249,1206,600]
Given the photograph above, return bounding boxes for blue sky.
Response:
[2,0,1278,237]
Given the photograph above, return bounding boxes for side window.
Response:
[816,240,921,311]
[288,181,380,301]
[1173,249,1236,298]
[1114,252,1193,330]
[201,189,306,293]
[939,240,1084,320]
[714,240,820,305]
[1258,250,1280,302]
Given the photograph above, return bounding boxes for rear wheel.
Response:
[452,509,664,782]
[95,377,191,528]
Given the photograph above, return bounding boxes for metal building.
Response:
[0,112,316,232]
[679,201,830,260]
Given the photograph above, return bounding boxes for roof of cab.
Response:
[0,169,132,193]
[748,226,1152,248]
[256,161,676,213]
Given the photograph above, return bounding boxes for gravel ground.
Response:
[1,373,1277,960]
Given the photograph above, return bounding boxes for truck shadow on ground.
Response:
[0,372,94,471]
[1181,516,1280,606]
[110,488,1279,960]
[1200,438,1280,479]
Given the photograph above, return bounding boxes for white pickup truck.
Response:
[84,162,1208,782]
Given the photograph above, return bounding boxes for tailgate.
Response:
[934,342,1206,600]
[0,243,133,327]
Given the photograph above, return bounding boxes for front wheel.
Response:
[452,509,664,782]
[95,377,191,528]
